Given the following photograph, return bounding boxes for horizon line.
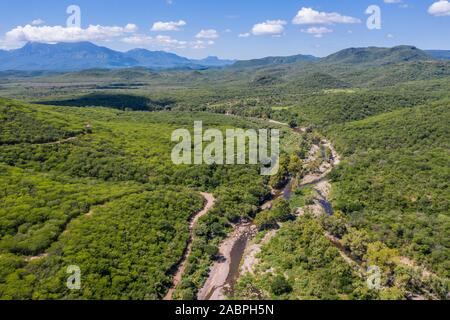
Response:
[2,41,449,61]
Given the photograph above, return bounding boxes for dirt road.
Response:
[164,192,215,300]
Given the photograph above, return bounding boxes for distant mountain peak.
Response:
[323,45,433,66]
[0,42,443,72]
[202,56,221,61]
[191,56,235,67]
[232,54,317,69]
[0,41,234,71]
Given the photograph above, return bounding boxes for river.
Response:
[197,181,292,300]
[198,130,340,300]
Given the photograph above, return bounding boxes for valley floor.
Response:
[198,127,343,300]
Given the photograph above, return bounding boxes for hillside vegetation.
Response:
[0,98,293,299]
[326,101,450,277]
[0,44,449,300]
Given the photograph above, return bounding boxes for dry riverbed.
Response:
[198,129,342,300]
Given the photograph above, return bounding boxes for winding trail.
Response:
[1,134,84,147]
[164,192,215,300]
[39,136,80,146]
[25,189,146,262]
[25,190,217,300]
[267,119,289,126]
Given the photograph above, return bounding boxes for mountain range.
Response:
[323,46,432,65]
[0,42,235,71]
[231,54,318,69]
[0,41,448,71]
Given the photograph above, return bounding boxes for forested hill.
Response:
[3,45,448,99]
[326,100,450,277]
[0,43,444,72]
[0,98,293,299]
[231,54,318,69]
[321,46,431,66]
[0,42,449,300]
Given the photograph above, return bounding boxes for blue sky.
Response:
[0,0,448,59]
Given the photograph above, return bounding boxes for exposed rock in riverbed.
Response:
[198,128,341,300]
[197,223,257,300]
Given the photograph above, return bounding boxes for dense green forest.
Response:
[234,215,368,300]
[229,97,449,300]
[0,45,449,300]
[326,101,450,277]
[0,98,297,299]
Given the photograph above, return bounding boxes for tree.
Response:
[365,241,399,285]
[342,228,370,261]
[288,154,303,177]
[269,155,289,189]
[271,275,292,296]
[271,198,292,222]
[379,287,406,300]
[320,211,348,238]
[254,210,277,230]
[289,120,298,129]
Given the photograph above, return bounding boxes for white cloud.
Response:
[251,20,286,36]
[428,1,450,16]
[126,24,138,32]
[154,35,187,48]
[0,20,216,51]
[2,23,138,48]
[292,7,361,25]
[387,33,394,38]
[192,40,213,49]
[385,0,408,8]
[122,34,213,50]
[238,32,251,38]
[31,19,45,26]
[151,20,186,32]
[196,29,219,39]
[301,27,333,38]
[122,34,152,45]
[123,34,186,48]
